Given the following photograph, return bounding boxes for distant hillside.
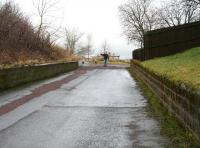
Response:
[142,47,200,91]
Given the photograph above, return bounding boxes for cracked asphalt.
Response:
[0,67,169,148]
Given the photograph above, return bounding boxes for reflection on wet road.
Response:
[0,68,169,147]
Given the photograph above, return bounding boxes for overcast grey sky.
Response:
[12,0,137,59]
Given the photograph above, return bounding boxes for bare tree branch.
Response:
[157,0,200,27]
[119,0,157,47]
[102,40,110,53]
[76,34,94,60]
[64,28,83,55]
[33,0,59,35]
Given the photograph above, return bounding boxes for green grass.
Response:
[142,47,200,91]
[128,68,200,147]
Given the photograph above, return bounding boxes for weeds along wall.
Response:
[131,60,200,141]
[133,21,200,61]
[0,62,78,91]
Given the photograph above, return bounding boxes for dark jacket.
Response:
[101,54,109,60]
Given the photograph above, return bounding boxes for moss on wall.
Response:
[0,62,78,91]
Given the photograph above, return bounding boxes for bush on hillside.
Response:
[0,2,68,67]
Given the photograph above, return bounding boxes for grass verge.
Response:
[128,68,200,148]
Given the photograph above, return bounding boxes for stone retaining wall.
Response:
[0,62,78,90]
[131,60,200,141]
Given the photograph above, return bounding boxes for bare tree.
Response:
[85,34,93,61]
[33,0,65,47]
[119,0,158,47]
[101,40,110,53]
[64,28,83,55]
[76,34,93,61]
[119,0,200,47]
[157,0,200,27]
[33,0,58,34]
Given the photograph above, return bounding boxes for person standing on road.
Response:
[101,52,109,67]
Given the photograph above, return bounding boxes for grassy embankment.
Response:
[129,69,199,147]
[129,47,200,147]
[142,47,200,91]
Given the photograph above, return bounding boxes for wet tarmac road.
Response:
[0,67,169,148]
